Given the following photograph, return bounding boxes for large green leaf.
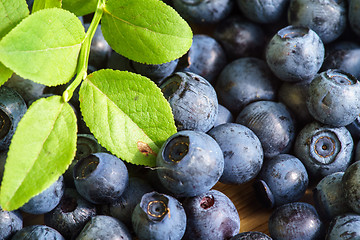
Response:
[32,0,62,13]
[0,8,85,87]
[0,0,29,85]
[0,95,77,211]
[79,69,177,167]
[0,63,13,86]
[62,0,97,16]
[101,0,192,64]
[0,0,29,39]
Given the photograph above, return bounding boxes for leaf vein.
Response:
[86,78,150,142]
[6,101,66,204]
[0,43,82,54]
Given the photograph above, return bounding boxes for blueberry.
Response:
[212,104,234,128]
[253,154,308,208]
[73,152,129,204]
[182,189,240,240]
[349,0,360,37]
[268,202,325,240]
[278,80,313,126]
[236,100,296,158]
[288,0,347,44]
[216,58,278,115]
[0,208,22,240]
[131,59,179,85]
[0,150,7,182]
[172,0,234,24]
[265,25,325,82]
[64,134,105,187]
[20,175,64,215]
[355,140,360,161]
[107,177,154,226]
[346,114,360,141]
[26,0,34,12]
[342,161,360,214]
[213,16,266,59]
[306,69,360,127]
[208,123,263,185]
[0,86,27,151]
[294,121,353,180]
[84,23,112,69]
[313,172,351,222]
[44,188,97,239]
[177,34,227,84]
[156,130,224,197]
[236,0,290,23]
[106,51,135,72]
[321,41,360,80]
[4,74,46,107]
[132,191,186,240]
[76,215,132,240]
[230,231,272,240]
[160,71,218,132]
[107,53,179,86]
[11,225,65,240]
[326,213,360,239]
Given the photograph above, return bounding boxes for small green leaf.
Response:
[62,0,97,16]
[0,0,29,39]
[0,8,85,87]
[32,0,62,13]
[79,69,177,167]
[0,95,77,211]
[0,63,13,86]
[102,0,192,64]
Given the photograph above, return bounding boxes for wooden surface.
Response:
[213,181,315,235]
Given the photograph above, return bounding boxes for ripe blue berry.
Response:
[294,121,353,180]
[156,130,224,197]
[76,215,132,240]
[160,71,218,132]
[132,191,187,240]
[266,25,324,82]
[326,213,360,239]
[313,172,351,221]
[254,154,308,208]
[182,189,240,240]
[307,69,360,127]
[20,176,64,215]
[73,152,129,204]
[236,100,296,158]
[208,123,263,184]
[268,202,324,240]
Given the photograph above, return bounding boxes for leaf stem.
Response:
[63,0,106,102]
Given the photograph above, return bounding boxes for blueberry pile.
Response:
[2,0,360,239]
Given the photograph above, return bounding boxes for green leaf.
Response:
[0,8,85,87]
[79,69,177,167]
[62,0,97,16]
[101,0,192,64]
[0,63,13,86]
[32,0,62,13]
[0,95,77,211]
[0,0,29,39]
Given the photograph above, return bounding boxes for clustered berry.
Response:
[2,0,360,239]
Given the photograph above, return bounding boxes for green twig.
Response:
[63,0,106,102]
